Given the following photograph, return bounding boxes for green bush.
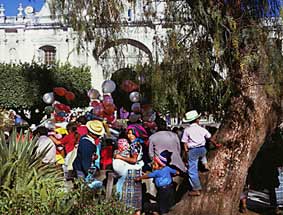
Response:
[0,131,133,215]
[0,131,75,215]
[73,183,134,215]
[0,62,91,124]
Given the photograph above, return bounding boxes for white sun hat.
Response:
[182,110,201,123]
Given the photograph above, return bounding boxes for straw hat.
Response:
[183,110,201,123]
[86,120,105,136]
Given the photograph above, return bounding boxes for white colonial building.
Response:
[0,0,169,89]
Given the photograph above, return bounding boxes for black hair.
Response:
[190,118,199,124]
[160,150,172,165]
[34,127,48,136]
[76,116,87,125]
[66,122,80,143]
[172,127,179,133]
[155,116,167,131]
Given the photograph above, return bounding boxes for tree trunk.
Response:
[170,72,280,214]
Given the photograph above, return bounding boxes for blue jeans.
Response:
[188,146,207,190]
[116,175,126,199]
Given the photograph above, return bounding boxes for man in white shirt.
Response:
[35,127,56,164]
[181,110,219,196]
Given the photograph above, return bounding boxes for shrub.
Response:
[0,131,133,215]
[0,131,75,214]
[73,183,134,215]
[0,62,91,124]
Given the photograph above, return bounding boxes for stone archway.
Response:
[91,38,153,112]
[93,38,153,63]
[93,38,153,79]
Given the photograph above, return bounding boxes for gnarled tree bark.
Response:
[170,68,280,214]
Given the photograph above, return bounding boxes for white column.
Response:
[17,3,24,23]
[0,4,5,23]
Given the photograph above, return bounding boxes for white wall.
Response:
[0,0,169,90]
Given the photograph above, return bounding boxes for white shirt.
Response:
[181,123,211,148]
[36,135,56,164]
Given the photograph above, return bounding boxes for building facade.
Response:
[0,0,168,89]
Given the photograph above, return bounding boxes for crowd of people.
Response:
[14,109,219,215]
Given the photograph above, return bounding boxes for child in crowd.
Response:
[76,116,88,136]
[49,122,79,179]
[182,110,220,196]
[114,138,130,158]
[135,150,179,214]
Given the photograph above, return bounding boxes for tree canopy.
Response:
[51,0,283,118]
[144,0,283,116]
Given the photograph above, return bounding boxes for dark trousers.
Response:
[143,184,175,214]
[269,188,277,208]
[157,184,175,214]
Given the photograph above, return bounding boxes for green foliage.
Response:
[53,0,283,118]
[78,198,134,215]
[147,0,283,116]
[263,38,283,98]
[0,131,75,214]
[50,0,124,50]
[136,62,230,118]
[0,62,91,123]
[73,184,134,215]
[0,130,134,215]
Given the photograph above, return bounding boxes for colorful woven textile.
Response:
[122,169,142,210]
[276,167,283,206]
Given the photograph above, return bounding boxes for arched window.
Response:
[9,48,18,63]
[39,45,56,65]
